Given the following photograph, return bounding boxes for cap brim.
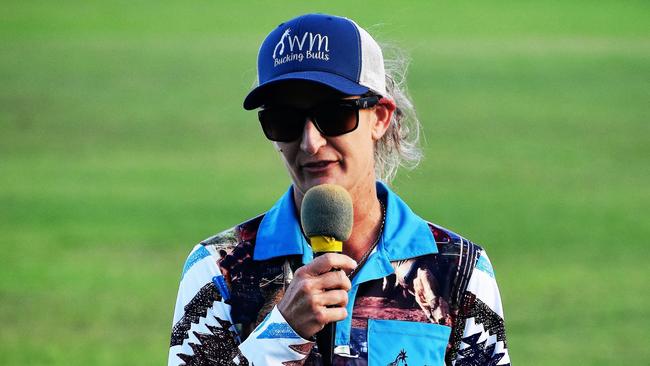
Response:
[243,71,369,110]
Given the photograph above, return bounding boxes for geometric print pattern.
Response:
[170,214,510,365]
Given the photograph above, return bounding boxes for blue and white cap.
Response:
[243,13,387,110]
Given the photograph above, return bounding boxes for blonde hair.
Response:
[374,45,423,183]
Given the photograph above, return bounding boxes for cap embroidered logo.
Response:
[272,28,291,58]
[272,27,331,67]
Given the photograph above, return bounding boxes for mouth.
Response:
[301,160,337,173]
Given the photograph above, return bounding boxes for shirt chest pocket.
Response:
[367,319,451,366]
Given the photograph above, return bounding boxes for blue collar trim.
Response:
[253,186,312,262]
[253,182,437,262]
[377,181,438,260]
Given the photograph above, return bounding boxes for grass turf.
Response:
[1,1,648,364]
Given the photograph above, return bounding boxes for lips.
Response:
[301,160,337,173]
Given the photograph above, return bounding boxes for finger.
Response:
[315,269,352,291]
[315,289,349,308]
[303,253,357,276]
[315,306,348,325]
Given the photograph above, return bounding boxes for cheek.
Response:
[339,137,375,170]
[354,124,377,156]
[276,143,298,165]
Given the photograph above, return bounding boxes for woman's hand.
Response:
[277,253,357,339]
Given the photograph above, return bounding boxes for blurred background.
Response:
[1,1,648,364]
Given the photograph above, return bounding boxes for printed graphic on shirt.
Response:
[199,219,292,330]
[326,266,451,363]
[449,292,510,365]
[257,322,302,339]
[172,219,303,365]
[388,349,409,366]
[218,240,290,332]
[181,246,211,279]
[456,332,508,366]
[352,269,450,327]
[296,235,481,365]
[351,233,479,328]
[171,226,251,365]
[176,316,249,366]
[170,216,510,366]
[475,255,495,278]
[240,306,314,366]
[170,282,222,347]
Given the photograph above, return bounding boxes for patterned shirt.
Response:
[169,182,511,365]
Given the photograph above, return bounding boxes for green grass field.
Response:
[1,1,648,364]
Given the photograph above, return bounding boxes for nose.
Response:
[299,119,326,155]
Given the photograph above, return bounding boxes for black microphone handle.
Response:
[313,250,340,366]
[316,322,335,366]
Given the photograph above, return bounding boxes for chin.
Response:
[300,175,343,192]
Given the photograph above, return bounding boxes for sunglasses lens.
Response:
[258,102,362,141]
[313,105,358,136]
[259,108,305,142]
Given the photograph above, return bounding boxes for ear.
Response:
[370,97,396,141]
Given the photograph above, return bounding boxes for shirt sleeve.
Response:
[168,244,314,366]
[452,250,511,366]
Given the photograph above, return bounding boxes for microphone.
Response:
[300,184,353,366]
[301,184,353,253]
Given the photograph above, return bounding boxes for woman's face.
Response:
[261,81,391,199]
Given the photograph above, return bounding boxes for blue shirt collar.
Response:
[253,181,437,262]
[253,186,313,263]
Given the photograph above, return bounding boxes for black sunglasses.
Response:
[258,96,381,142]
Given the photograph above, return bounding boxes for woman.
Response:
[169,13,510,366]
